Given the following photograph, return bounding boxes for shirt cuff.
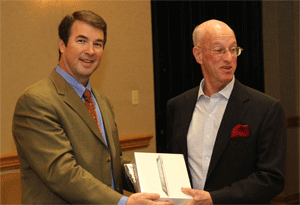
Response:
[117,196,129,205]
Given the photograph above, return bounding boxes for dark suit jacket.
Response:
[166,80,286,204]
[12,70,130,204]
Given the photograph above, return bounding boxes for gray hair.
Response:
[192,25,202,46]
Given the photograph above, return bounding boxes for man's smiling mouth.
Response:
[80,59,94,63]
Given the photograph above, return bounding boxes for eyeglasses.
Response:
[197,46,243,57]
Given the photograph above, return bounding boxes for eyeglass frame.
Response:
[196,46,243,57]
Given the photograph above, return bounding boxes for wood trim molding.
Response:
[0,134,153,171]
[119,134,153,151]
[0,153,20,171]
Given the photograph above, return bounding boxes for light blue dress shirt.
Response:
[55,65,128,205]
[187,77,235,190]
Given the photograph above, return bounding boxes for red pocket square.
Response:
[231,124,250,138]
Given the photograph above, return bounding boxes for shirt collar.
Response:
[198,76,235,100]
[55,65,92,98]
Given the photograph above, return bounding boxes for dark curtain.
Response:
[151,1,264,152]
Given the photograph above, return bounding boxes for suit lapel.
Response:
[92,88,115,152]
[206,80,250,180]
[49,70,107,147]
[181,87,199,160]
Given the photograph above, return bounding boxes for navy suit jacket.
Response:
[166,80,286,204]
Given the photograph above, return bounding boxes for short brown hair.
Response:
[58,10,107,60]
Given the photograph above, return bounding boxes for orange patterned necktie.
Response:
[83,89,101,131]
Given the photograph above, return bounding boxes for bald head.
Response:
[192,20,235,47]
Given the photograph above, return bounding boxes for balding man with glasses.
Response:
[166,20,286,204]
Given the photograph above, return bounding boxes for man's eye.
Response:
[95,43,103,47]
[230,48,237,52]
[78,39,85,43]
[215,49,224,53]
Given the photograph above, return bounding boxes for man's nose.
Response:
[222,49,233,62]
[86,43,95,56]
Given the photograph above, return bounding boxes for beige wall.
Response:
[1,0,156,158]
[262,1,299,197]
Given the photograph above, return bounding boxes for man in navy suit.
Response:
[166,20,286,204]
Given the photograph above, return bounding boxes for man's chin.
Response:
[79,67,98,77]
[78,74,92,80]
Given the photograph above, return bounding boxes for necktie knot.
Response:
[83,89,92,101]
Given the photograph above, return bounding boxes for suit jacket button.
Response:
[107,157,111,162]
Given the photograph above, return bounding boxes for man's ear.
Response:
[58,39,66,54]
[193,47,203,64]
